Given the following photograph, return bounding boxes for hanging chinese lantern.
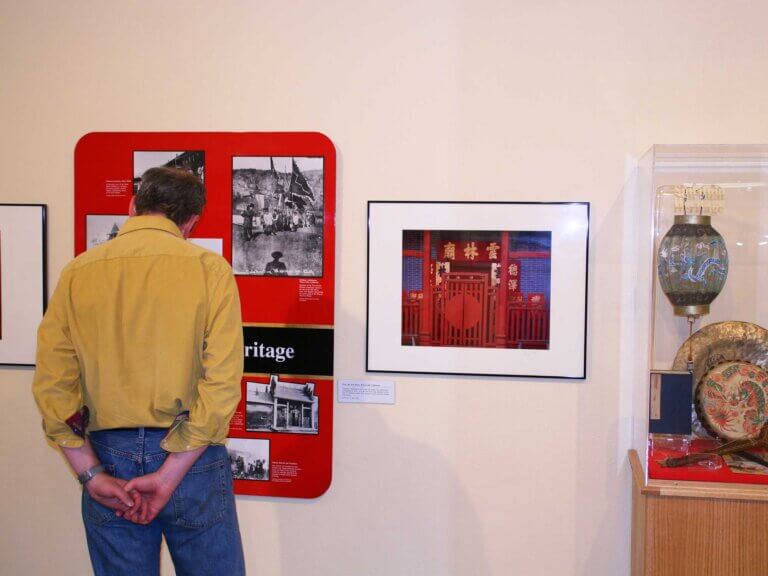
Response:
[657,213,728,318]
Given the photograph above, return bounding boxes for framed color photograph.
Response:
[367,201,589,378]
[0,204,47,366]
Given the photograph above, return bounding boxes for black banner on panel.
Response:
[242,325,333,377]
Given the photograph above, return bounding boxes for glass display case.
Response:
[629,144,768,485]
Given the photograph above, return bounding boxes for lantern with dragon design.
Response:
[657,186,728,319]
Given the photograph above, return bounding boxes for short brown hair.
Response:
[135,167,206,226]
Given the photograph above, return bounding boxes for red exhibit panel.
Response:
[75,132,335,498]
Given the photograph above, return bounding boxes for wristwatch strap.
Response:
[77,464,105,485]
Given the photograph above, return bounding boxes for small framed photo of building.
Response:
[227,438,270,482]
[0,204,47,366]
[133,150,205,193]
[86,214,128,250]
[367,201,589,379]
[246,375,319,434]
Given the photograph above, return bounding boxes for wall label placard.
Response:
[338,380,396,405]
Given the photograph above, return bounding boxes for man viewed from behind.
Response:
[32,167,245,575]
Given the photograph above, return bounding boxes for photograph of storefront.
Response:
[402,230,551,349]
[246,375,319,434]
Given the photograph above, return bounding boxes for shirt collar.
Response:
[118,215,183,239]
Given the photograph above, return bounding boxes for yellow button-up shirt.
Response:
[32,216,244,452]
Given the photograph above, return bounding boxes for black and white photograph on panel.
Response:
[232,156,324,277]
[227,438,270,482]
[246,375,319,435]
[86,215,129,250]
[132,150,205,193]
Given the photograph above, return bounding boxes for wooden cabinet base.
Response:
[630,449,768,576]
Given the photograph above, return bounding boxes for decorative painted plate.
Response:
[672,321,768,440]
[695,361,768,440]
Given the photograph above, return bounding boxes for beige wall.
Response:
[2,1,768,574]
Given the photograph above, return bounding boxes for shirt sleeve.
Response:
[32,268,86,448]
[162,268,244,452]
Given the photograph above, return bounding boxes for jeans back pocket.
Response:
[171,450,228,529]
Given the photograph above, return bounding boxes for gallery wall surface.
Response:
[2,1,768,575]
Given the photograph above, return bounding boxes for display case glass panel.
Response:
[631,145,768,485]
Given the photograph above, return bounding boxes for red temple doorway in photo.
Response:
[401,230,552,349]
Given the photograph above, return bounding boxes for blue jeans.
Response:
[83,428,245,576]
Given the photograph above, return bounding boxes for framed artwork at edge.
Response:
[367,201,589,379]
[74,132,335,499]
[0,204,47,366]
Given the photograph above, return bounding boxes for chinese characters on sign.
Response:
[441,240,505,262]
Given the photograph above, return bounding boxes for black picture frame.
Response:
[0,203,48,367]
